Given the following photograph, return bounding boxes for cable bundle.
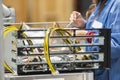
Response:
[44,27,82,74]
[4,25,35,74]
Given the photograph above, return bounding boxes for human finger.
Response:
[72,11,82,20]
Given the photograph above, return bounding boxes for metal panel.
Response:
[5,73,93,80]
[0,0,4,80]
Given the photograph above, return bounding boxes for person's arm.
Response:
[111,33,120,59]
[106,3,120,59]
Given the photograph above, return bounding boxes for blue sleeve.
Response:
[106,3,120,59]
[111,33,120,59]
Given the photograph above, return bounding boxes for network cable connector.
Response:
[4,24,111,75]
[2,4,16,24]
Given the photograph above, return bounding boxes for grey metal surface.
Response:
[5,73,93,80]
[0,0,4,80]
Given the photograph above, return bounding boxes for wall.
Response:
[3,0,75,22]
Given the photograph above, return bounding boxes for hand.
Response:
[69,11,86,28]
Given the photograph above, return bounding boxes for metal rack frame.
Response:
[4,27,111,80]
[3,25,110,76]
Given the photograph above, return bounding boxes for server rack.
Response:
[4,22,110,80]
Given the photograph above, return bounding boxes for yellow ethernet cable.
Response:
[44,28,81,75]
[4,25,34,74]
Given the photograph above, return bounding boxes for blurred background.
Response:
[3,0,91,22]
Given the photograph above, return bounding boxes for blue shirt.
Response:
[86,0,120,80]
